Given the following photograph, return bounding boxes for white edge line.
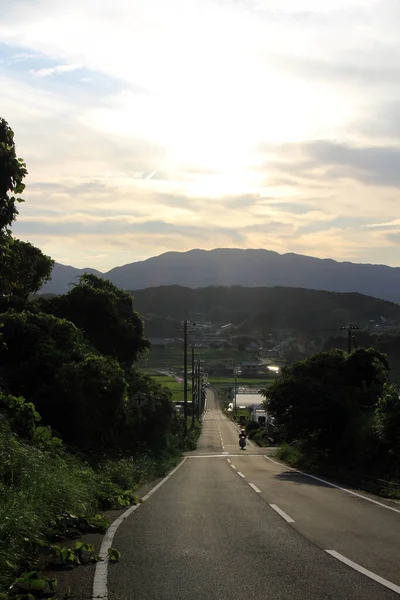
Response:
[264,455,400,515]
[92,457,187,599]
[237,471,246,478]
[249,482,262,493]
[269,503,295,523]
[326,550,400,595]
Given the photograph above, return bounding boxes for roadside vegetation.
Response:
[263,349,400,497]
[0,118,200,595]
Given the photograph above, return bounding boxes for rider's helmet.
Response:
[241,428,245,434]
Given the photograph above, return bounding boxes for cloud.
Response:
[271,140,400,187]
[3,0,400,269]
[30,63,81,77]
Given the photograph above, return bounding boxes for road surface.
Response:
[108,389,400,600]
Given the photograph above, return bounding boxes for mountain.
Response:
[40,248,400,302]
[40,264,104,294]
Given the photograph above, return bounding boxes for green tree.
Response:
[0,393,40,440]
[0,118,53,303]
[0,310,128,453]
[375,384,400,455]
[1,238,53,306]
[0,117,27,233]
[122,367,176,454]
[264,348,389,461]
[37,274,149,365]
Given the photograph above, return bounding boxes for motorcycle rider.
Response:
[239,428,247,448]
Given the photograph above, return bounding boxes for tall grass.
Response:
[0,417,191,592]
[0,417,100,590]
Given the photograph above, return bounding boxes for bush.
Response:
[0,416,99,591]
[276,443,304,467]
[245,420,261,439]
[252,429,269,446]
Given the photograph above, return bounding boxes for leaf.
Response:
[107,548,120,562]
[74,542,85,551]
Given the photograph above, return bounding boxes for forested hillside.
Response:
[129,285,400,336]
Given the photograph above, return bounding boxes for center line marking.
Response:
[270,504,294,523]
[326,550,400,595]
[227,459,231,463]
[231,464,237,470]
[237,471,246,478]
[248,483,261,493]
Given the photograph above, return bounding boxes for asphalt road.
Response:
[109,390,400,600]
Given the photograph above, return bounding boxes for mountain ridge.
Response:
[39,248,400,302]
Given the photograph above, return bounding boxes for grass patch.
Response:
[0,418,100,591]
[138,347,258,370]
[275,443,304,467]
[208,377,272,387]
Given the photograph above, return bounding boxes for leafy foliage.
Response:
[0,240,53,307]
[0,311,128,453]
[36,274,149,365]
[0,118,27,233]
[264,348,389,462]
[0,395,40,440]
[0,120,53,305]
[374,384,400,457]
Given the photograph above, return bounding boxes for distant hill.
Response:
[40,264,104,294]
[129,285,400,337]
[40,248,400,302]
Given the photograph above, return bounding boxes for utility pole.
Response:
[191,339,195,427]
[183,317,188,436]
[197,359,201,418]
[178,316,198,436]
[340,324,359,353]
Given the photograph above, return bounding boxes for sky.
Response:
[1,0,400,271]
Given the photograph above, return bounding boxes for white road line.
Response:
[326,550,400,595]
[264,455,400,514]
[237,471,246,478]
[187,454,233,458]
[248,483,262,493]
[227,459,231,463]
[231,464,237,470]
[270,503,295,523]
[92,458,187,600]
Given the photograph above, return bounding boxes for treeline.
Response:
[265,348,400,492]
[0,118,197,592]
[128,285,400,334]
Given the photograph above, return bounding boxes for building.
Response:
[240,361,261,376]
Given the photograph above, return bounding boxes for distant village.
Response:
[147,315,400,377]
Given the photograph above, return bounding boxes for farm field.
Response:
[145,372,274,402]
[138,346,258,370]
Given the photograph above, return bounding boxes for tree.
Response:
[1,238,53,305]
[122,367,176,454]
[0,118,53,302]
[37,274,149,365]
[263,348,389,461]
[0,117,27,233]
[0,310,128,453]
[374,384,400,456]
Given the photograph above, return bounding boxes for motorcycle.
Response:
[239,437,246,450]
